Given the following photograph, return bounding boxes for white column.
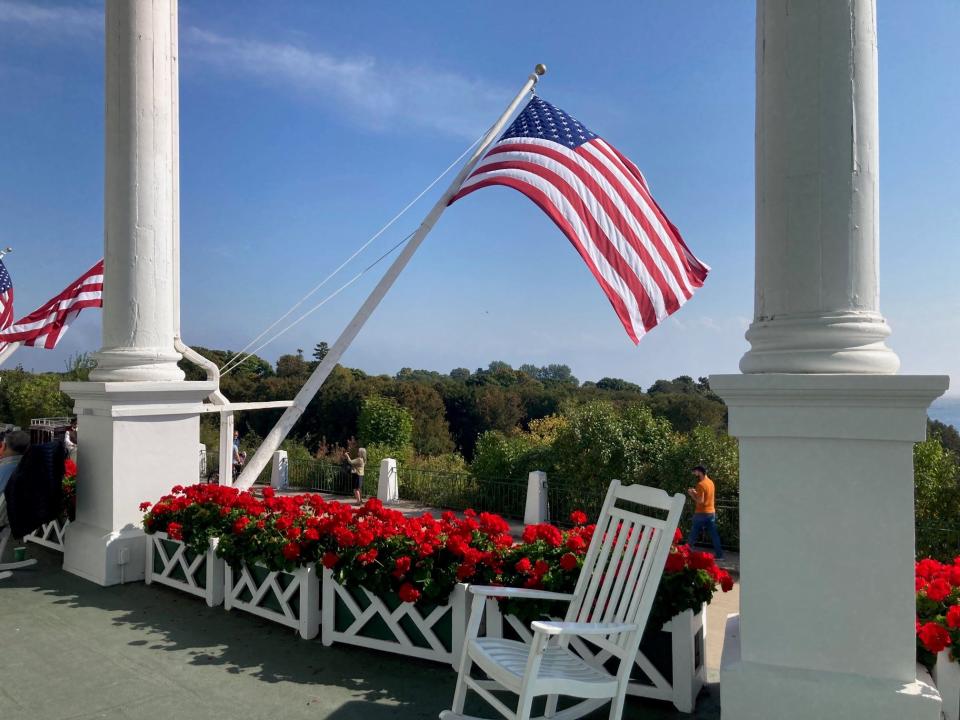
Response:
[91,0,183,382]
[377,458,398,503]
[740,0,899,375]
[270,450,289,491]
[713,2,947,718]
[61,0,214,586]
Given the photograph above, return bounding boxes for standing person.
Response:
[0,430,29,493]
[63,421,78,461]
[344,447,366,505]
[687,464,724,559]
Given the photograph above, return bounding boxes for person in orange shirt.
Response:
[687,465,724,559]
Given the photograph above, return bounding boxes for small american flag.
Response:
[0,259,13,331]
[0,259,103,349]
[450,96,709,344]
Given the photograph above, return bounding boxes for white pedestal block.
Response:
[523,470,549,525]
[270,450,289,491]
[377,458,398,503]
[711,374,948,720]
[61,381,215,586]
[721,615,941,720]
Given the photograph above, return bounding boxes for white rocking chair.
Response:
[441,480,685,720]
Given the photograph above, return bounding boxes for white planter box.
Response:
[934,650,960,720]
[144,532,225,607]
[25,517,70,552]
[485,602,707,714]
[225,562,320,640]
[322,568,468,667]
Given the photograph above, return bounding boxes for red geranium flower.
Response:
[393,556,412,579]
[926,579,952,603]
[947,604,960,629]
[918,621,951,654]
[139,502,151,511]
[533,559,550,578]
[322,552,339,569]
[167,522,183,541]
[690,551,715,571]
[398,582,420,603]
[515,557,532,575]
[232,517,250,535]
[281,542,300,561]
[565,535,587,553]
[570,510,588,526]
[718,570,734,593]
[560,553,578,571]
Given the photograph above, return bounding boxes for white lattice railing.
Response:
[321,568,468,667]
[935,650,960,720]
[484,602,707,713]
[25,518,70,552]
[224,562,320,640]
[144,533,225,607]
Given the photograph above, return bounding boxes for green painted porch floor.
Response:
[0,549,722,720]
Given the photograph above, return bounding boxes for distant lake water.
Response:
[929,396,960,429]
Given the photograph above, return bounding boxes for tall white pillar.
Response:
[741,0,899,375]
[713,2,947,718]
[62,0,214,586]
[91,0,183,382]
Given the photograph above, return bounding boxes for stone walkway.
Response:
[0,548,735,720]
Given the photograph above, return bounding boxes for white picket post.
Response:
[271,450,289,491]
[321,567,335,646]
[523,470,549,525]
[377,458,399,503]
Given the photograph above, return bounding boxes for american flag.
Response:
[450,96,709,344]
[0,259,103,349]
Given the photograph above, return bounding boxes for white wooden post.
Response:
[934,651,960,720]
[270,450,288,491]
[523,470,549,525]
[377,458,398,503]
[219,410,234,486]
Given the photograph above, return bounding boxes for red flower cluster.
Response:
[915,556,960,666]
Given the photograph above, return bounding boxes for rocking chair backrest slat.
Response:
[564,480,685,651]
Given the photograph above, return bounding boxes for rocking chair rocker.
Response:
[441,480,685,720]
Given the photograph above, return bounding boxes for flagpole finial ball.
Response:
[534,64,547,76]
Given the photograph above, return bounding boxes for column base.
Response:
[721,615,942,720]
[90,347,185,382]
[60,380,215,587]
[63,521,146,586]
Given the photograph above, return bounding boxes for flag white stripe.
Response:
[2,292,102,334]
[459,167,648,340]
[470,149,671,320]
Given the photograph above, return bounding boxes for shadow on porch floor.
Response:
[0,549,721,720]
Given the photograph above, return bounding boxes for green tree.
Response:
[312,342,329,363]
[357,395,413,449]
[914,437,960,559]
[0,371,73,427]
[391,382,455,455]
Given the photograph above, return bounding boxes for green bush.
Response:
[358,395,414,449]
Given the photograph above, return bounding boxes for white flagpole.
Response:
[0,342,21,368]
[235,64,547,489]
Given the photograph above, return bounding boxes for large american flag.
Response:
[450,96,709,343]
[0,259,103,349]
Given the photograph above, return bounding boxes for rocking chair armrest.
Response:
[530,621,638,637]
[467,585,575,602]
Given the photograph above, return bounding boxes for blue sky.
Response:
[0,1,958,392]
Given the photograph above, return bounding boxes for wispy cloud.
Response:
[0,1,509,139]
[183,28,507,139]
[0,0,100,34]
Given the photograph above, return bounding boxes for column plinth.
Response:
[712,373,947,720]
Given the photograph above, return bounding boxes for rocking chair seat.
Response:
[469,637,617,698]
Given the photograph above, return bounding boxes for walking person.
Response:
[345,447,367,505]
[687,464,724,559]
